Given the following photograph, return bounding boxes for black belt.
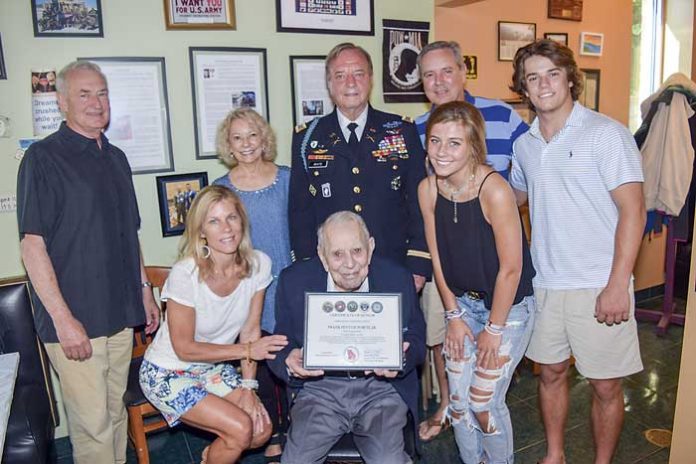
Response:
[323,370,369,379]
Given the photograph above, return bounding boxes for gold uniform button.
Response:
[313,171,319,176]
[392,164,399,170]
[353,186,361,194]
[354,204,363,213]
[352,167,360,174]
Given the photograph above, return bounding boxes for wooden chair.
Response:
[125,266,170,464]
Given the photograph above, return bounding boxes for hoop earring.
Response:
[202,245,211,259]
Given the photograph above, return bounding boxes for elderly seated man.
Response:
[269,211,426,464]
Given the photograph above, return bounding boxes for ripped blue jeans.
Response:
[445,294,535,464]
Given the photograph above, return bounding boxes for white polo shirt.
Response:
[510,102,643,289]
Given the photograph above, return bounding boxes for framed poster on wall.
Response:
[189,47,269,159]
[290,56,334,126]
[498,21,536,61]
[79,56,175,174]
[579,68,600,111]
[163,0,236,30]
[276,0,374,35]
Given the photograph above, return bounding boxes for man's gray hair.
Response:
[417,41,464,72]
[56,60,107,95]
[317,211,371,256]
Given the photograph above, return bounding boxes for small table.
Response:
[0,352,20,458]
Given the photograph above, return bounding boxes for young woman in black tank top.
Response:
[417,101,535,463]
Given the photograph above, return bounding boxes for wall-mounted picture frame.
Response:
[544,32,568,46]
[156,172,209,237]
[164,0,236,30]
[498,21,536,62]
[32,0,104,37]
[290,55,334,126]
[276,0,374,36]
[190,47,269,160]
[580,32,604,56]
[0,34,7,80]
[463,55,477,80]
[579,68,600,111]
[79,56,175,174]
[548,0,583,21]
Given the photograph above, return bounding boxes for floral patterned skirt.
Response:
[139,359,242,426]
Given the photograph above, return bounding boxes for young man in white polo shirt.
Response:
[509,40,646,464]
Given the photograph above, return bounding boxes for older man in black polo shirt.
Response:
[16,60,160,464]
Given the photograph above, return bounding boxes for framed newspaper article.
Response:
[189,47,269,159]
[79,56,175,174]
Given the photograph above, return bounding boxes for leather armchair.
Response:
[0,278,57,464]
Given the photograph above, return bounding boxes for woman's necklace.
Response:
[442,171,475,224]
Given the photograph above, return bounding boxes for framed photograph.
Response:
[156,172,209,237]
[164,0,236,30]
[290,56,334,126]
[579,68,600,111]
[276,0,374,36]
[79,57,175,174]
[548,0,583,21]
[544,32,568,46]
[498,21,536,62]
[580,32,604,56]
[463,55,477,80]
[32,0,104,37]
[0,34,7,80]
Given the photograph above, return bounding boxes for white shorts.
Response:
[526,286,643,379]
[420,281,446,347]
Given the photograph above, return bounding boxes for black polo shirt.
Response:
[17,122,145,343]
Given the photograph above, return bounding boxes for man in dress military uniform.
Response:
[289,43,430,289]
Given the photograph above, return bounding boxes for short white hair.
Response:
[317,211,371,257]
[56,60,107,95]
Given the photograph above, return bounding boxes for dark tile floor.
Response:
[51,297,682,464]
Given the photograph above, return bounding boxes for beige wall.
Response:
[0,0,433,280]
[435,0,633,125]
[0,0,434,439]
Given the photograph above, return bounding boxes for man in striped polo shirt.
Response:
[414,40,529,442]
[510,40,645,464]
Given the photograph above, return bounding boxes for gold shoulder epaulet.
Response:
[295,123,307,133]
[402,115,414,123]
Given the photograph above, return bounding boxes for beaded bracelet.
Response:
[483,325,503,336]
[240,379,259,391]
[444,308,464,321]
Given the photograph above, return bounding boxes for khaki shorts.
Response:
[526,286,643,379]
[420,281,446,346]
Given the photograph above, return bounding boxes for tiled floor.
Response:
[52,297,682,463]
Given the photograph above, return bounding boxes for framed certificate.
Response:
[304,292,402,370]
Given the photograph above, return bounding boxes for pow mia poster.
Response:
[382,19,430,103]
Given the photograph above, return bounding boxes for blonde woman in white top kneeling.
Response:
[139,185,288,464]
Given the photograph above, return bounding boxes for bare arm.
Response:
[167,296,287,364]
[20,234,92,360]
[417,177,473,361]
[595,182,646,324]
[513,187,528,207]
[238,289,265,380]
[478,175,525,368]
[138,247,160,334]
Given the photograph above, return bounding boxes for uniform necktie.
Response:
[347,122,359,147]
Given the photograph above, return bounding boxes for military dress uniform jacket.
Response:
[289,107,431,277]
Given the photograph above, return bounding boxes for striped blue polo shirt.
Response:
[415,91,529,179]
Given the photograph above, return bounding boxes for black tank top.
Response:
[435,172,535,310]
